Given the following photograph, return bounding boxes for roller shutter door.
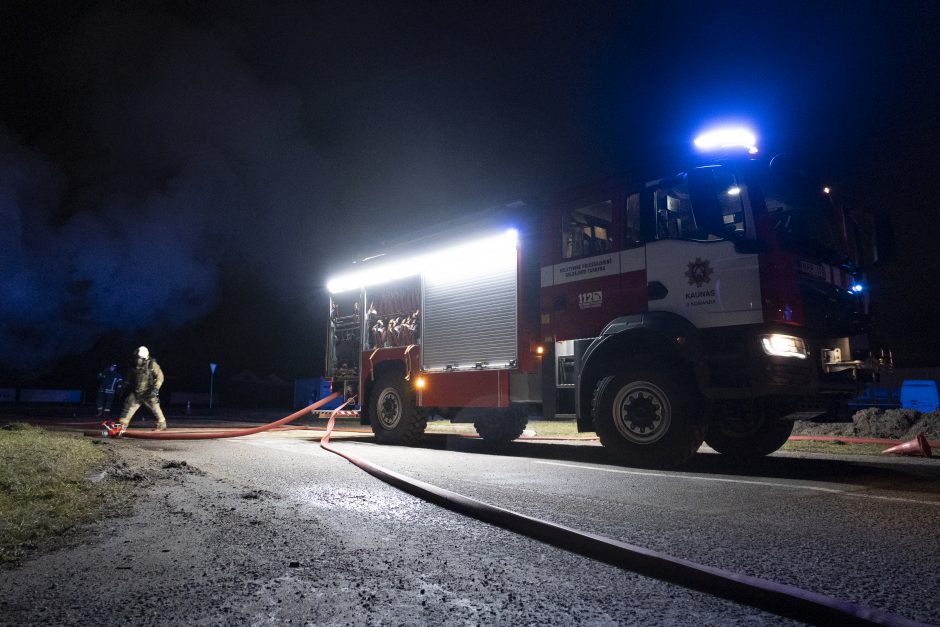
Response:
[421,251,517,371]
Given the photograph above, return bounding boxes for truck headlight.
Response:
[760,334,808,359]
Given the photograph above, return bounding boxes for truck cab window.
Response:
[654,175,701,240]
[656,171,747,241]
[562,200,613,259]
[764,159,843,257]
[712,168,747,236]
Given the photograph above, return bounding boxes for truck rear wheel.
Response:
[592,366,704,468]
[473,405,528,444]
[369,373,427,445]
[705,414,794,458]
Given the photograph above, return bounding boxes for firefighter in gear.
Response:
[95,363,123,420]
[117,346,168,431]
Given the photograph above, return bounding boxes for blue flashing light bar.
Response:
[693,127,758,154]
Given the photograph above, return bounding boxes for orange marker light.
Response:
[536,345,545,355]
[414,376,427,390]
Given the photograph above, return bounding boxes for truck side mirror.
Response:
[639,190,657,242]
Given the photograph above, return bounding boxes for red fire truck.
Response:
[325,127,893,468]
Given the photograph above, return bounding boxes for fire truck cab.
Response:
[326,128,892,468]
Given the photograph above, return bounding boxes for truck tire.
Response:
[704,416,794,459]
[473,405,528,444]
[369,373,427,445]
[592,367,704,468]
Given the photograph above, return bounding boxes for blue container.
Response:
[847,383,900,409]
[293,377,342,410]
[900,380,940,412]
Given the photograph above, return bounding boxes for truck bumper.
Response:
[700,325,872,418]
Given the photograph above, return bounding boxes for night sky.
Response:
[1,1,939,391]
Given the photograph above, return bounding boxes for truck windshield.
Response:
[762,158,849,263]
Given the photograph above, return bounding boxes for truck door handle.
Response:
[647,281,668,300]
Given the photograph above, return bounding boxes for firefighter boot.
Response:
[154,421,167,432]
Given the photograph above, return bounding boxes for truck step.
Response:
[311,409,360,417]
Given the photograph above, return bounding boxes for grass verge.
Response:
[426,418,901,454]
[527,420,595,437]
[780,439,891,456]
[425,419,593,438]
[0,423,124,564]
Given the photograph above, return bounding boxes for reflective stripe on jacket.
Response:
[98,371,123,394]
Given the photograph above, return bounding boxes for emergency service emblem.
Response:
[684,257,713,287]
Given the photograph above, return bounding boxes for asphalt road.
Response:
[2,428,938,626]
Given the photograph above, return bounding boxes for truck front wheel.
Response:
[704,414,794,459]
[369,373,427,445]
[592,367,704,468]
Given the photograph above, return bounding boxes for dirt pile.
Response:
[794,408,940,440]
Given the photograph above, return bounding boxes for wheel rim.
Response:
[376,387,402,430]
[611,381,671,444]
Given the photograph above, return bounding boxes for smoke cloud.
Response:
[0,5,329,375]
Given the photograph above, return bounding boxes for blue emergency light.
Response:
[693,127,759,154]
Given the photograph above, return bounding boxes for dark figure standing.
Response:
[95,363,124,420]
[117,346,168,431]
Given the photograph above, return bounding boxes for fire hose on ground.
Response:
[98,393,341,439]
[95,398,926,626]
[315,411,925,627]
